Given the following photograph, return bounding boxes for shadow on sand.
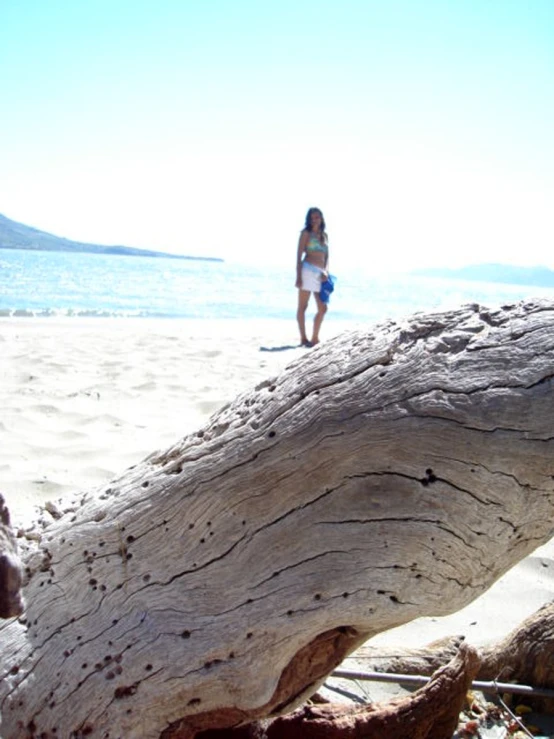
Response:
[259,344,301,352]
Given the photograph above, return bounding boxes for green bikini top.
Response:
[306,234,328,254]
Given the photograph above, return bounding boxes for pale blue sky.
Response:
[1,0,553,272]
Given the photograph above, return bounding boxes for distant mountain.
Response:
[413,263,554,288]
[0,213,223,262]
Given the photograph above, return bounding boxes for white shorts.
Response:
[300,262,323,292]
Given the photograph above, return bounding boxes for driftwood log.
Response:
[2,299,554,738]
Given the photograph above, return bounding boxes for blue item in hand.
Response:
[320,274,336,304]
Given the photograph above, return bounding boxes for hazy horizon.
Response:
[5,211,554,278]
[1,1,553,274]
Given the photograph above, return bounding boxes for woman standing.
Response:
[295,207,329,347]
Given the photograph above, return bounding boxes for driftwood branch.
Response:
[2,299,554,738]
[356,603,554,712]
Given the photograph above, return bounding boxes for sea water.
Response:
[0,248,553,324]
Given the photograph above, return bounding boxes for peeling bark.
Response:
[2,300,554,738]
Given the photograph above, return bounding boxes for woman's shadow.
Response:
[259,344,300,352]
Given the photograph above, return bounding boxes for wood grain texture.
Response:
[2,299,554,738]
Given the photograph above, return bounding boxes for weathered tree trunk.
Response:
[3,299,554,738]
[192,643,480,739]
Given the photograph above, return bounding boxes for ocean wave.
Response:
[0,307,152,318]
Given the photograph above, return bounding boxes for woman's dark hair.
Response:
[304,207,327,240]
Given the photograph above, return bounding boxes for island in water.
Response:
[413,263,554,288]
[0,213,223,262]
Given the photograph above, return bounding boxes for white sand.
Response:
[0,317,324,524]
[1,317,553,654]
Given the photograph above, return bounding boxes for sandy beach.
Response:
[2,316,553,662]
[0,318,330,524]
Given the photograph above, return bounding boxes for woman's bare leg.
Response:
[296,290,311,345]
[311,293,328,345]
